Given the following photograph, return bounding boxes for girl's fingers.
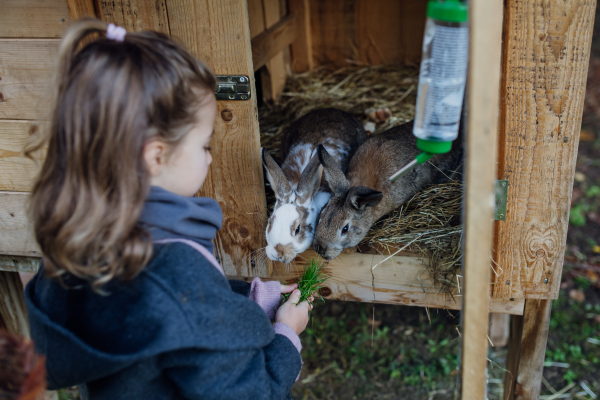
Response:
[280,283,298,294]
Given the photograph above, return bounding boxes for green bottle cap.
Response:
[417,138,453,154]
[427,0,468,23]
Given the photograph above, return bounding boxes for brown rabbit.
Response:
[262,108,367,264]
[312,121,462,260]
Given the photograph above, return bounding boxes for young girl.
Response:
[24,18,310,400]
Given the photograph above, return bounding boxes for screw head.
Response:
[499,214,505,219]
[506,280,510,285]
[251,260,256,267]
[228,94,235,100]
[501,182,507,187]
[543,278,548,283]
[239,76,247,82]
[240,94,248,100]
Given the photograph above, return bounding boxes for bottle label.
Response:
[414,24,469,142]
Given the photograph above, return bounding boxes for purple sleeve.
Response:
[272,322,302,354]
[248,278,281,321]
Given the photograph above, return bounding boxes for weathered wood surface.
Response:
[248,0,266,38]
[288,0,313,73]
[461,0,504,397]
[0,192,40,257]
[233,250,525,315]
[0,256,40,273]
[0,121,45,192]
[307,0,426,68]
[261,0,288,100]
[489,313,510,347]
[0,40,59,120]
[252,14,297,72]
[493,0,596,300]
[66,0,96,20]
[166,0,270,277]
[503,299,553,400]
[0,0,70,38]
[95,0,170,35]
[0,271,30,338]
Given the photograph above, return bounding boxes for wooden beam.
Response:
[0,271,29,338]
[0,0,71,38]
[0,120,45,192]
[66,0,95,20]
[0,40,60,120]
[0,192,40,257]
[493,0,596,300]
[166,0,270,277]
[503,299,553,400]
[234,250,525,315]
[248,0,266,38]
[489,313,511,347]
[288,0,313,73]
[260,0,289,100]
[251,14,297,72]
[95,0,170,35]
[461,0,504,398]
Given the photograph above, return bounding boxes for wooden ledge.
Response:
[251,14,297,72]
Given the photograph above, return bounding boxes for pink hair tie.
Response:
[106,23,126,42]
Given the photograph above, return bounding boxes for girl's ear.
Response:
[143,140,168,177]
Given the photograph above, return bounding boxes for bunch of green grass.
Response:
[283,258,330,304]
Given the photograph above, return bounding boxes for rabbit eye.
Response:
[341,224,349,235]
[295,225,301,236]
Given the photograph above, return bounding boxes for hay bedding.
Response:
[259,64,462,295]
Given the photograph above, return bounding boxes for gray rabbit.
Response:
[312,121,463,260]
[262,108,367,264]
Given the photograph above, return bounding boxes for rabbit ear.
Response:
[346,186,383,210]
[262,148,292,201]
[317,144,348,196]
[296,151,323,204]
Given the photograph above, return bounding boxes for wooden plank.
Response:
[493,0,596,300]
[288,0,313,72]
[0,40,60,121]
[251,14,297,72]
[0,0,71,38]
[95,0,170,34]
[0,271,29,338]
[0,256,40,273]
[233,250,524,315]
[503,299,553,400]
[261,0,288,100]
[166,0,270,277]
[461,0,504,398]
[0,192,40,257]
[0,121,45,192]
[248,0,266,38]
[490,313,510,347]
[66,0,96,20]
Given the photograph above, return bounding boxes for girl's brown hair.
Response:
[25,18,216,288]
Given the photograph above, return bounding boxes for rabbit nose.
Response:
[314,243,327,255]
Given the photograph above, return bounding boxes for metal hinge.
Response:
[215,75,251,100]
[494,180,508,220]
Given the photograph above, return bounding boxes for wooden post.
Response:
[493,0,596,300]
[166,0,270,277]
[288,0,313,73]
[503,299,553,400]
[261,0,288,100]
[95,0,170,34]
[0,271,29,338]
[461,0,503,398]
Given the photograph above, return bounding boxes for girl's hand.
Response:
[280,282,298,294]
[275,290,310,335]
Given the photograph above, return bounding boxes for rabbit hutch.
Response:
[0,0,595,398]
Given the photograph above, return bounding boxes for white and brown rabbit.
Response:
[312,121,462,260]
[262,108,368,264]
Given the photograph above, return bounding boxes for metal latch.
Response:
[494,180,508,220]
[215,75,251,100]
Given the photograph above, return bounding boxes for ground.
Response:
[58,6,600,400]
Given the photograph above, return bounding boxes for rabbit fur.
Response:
[313,121,463,260]
[262,108,368,264]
